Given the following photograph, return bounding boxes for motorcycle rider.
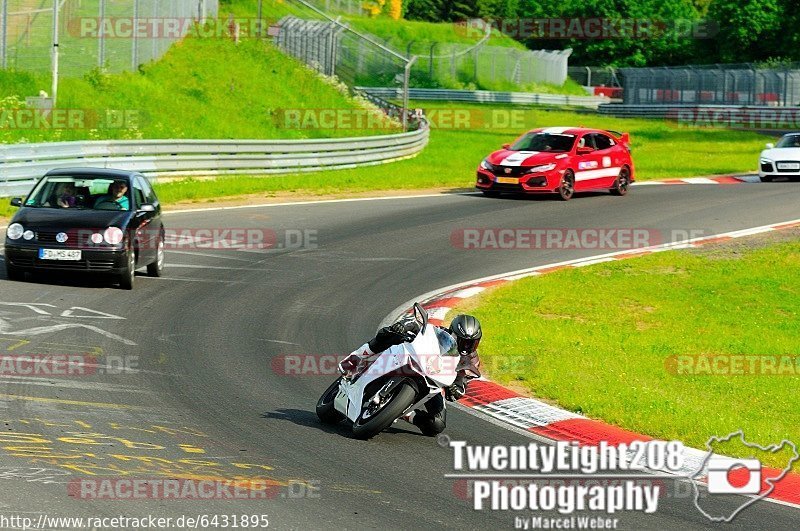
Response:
[339,313,482,435]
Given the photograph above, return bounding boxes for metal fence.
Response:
[413,43,570,89]
[621,64,800,106]
[311,0,368,16]
[359,87,608,109]
[0,126,430,197]
[0,0,218,76]
[568,66,621,87]
[274,8,571,94]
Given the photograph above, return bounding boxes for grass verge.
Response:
[450,230,800,469]
[0,37,397,144]
[1,101,771,221]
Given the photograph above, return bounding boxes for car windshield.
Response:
[24,176,131,211]
[510,133,576,153]
[776,135,800,148]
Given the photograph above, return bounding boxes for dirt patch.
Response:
[162,187,473,212]
[689,227,800,259]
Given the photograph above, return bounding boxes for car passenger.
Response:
[56,182,77,208]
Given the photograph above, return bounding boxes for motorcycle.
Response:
[316,303,460,439]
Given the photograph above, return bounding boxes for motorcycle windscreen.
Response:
[407,327,459,387]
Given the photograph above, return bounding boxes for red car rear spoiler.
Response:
[606,130,631,148]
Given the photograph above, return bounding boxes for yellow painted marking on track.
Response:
[179,444,206,454]
[0,394,143,410]
[0,338,30,352]
[5,339,30,352]
[41,342,104,356]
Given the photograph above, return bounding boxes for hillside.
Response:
[0,36,400,145]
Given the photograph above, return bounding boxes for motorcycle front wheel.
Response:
[352,378,417,440]
[316,376,345,424]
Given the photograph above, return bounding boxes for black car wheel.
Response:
[558,170,575,201]
[119,248,135,290]
[611,167,630,196]
[147,235,165,277]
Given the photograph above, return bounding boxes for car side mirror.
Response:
[502,143,510,149]
[10,198,22,207]
[138,204,156,213]
[577,147,594,155]
[766,143,774,149]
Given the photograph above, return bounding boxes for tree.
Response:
[404,0,442,21]
[707,0,785,63]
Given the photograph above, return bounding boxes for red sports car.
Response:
[475,127,634,200]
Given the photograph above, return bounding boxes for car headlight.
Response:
[6,223,24,240]
[103,227,124,245]
[526,163,556,174]
[760,158,773,165]
[480,159,493,171]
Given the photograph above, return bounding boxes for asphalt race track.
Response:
[0,183,798,529]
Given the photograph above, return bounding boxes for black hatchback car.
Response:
[4,168,164,289]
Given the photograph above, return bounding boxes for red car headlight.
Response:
[526,163,556,174]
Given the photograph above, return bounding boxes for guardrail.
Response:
[358,87,609,109]
[597,104,800,132]
[0,127,429,198]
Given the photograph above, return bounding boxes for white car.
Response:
[759,133,800,182]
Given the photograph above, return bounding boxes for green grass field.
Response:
[451,233,800,468]
[0,99,772,221]
[0,36,398,144]
[147,102,769,206]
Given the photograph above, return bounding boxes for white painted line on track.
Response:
[145,276,245,284]
[166,264,275,271]
[165,192,480,216]
[0,375,151,393]
[167,249,253,262]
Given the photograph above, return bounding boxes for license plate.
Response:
[39,249,81,261]
[777,162,800,170]
[496,177,519,184]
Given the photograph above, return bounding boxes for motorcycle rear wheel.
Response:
[352,379,416,440]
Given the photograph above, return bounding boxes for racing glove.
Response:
[368,315,421,353]
[446,379,467,402]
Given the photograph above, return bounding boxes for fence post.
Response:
[97,0,106,67]
[429,42,436,80]
[52,0,60,106]
[473,47,478,85]
[257,0,263,38]
[402,56,418,132]
[131,0,140,69]
[0,0,7,69]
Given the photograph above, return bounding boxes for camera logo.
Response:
[706,457,761,495]
[691,430,799,522]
